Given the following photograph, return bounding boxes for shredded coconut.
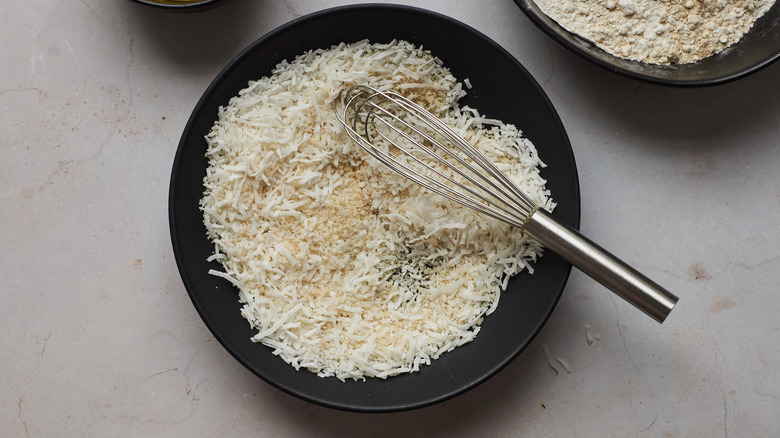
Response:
[533,0,775,64]
[201,40,555,380]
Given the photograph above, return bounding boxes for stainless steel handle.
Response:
[524,209,678,323]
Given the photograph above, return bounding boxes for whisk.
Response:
[334,85,678,323]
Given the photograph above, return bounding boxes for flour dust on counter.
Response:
[200,39,554,381]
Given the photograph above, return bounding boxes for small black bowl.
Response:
[169,4,580,412]
[514,0,780,86]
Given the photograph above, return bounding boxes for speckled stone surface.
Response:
[2,1,779,436]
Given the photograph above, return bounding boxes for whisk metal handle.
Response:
[524,209,678,323]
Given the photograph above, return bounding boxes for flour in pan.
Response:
[533,0,775,64]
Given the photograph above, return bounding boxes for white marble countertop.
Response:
[3,0,779,436]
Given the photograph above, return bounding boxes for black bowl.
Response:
[169,4,580,412]
[514,0,780,86]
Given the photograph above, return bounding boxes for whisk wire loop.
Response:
[366,100,528,227]
[391,93,537,215]
[340,90,501,221]
[337,86,535,228]
[371,92,536,216]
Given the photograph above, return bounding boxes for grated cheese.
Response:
[201,40,555,380]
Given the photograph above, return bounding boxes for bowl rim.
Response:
[127,0,222,9]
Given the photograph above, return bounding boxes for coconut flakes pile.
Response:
[201,39,555,380]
